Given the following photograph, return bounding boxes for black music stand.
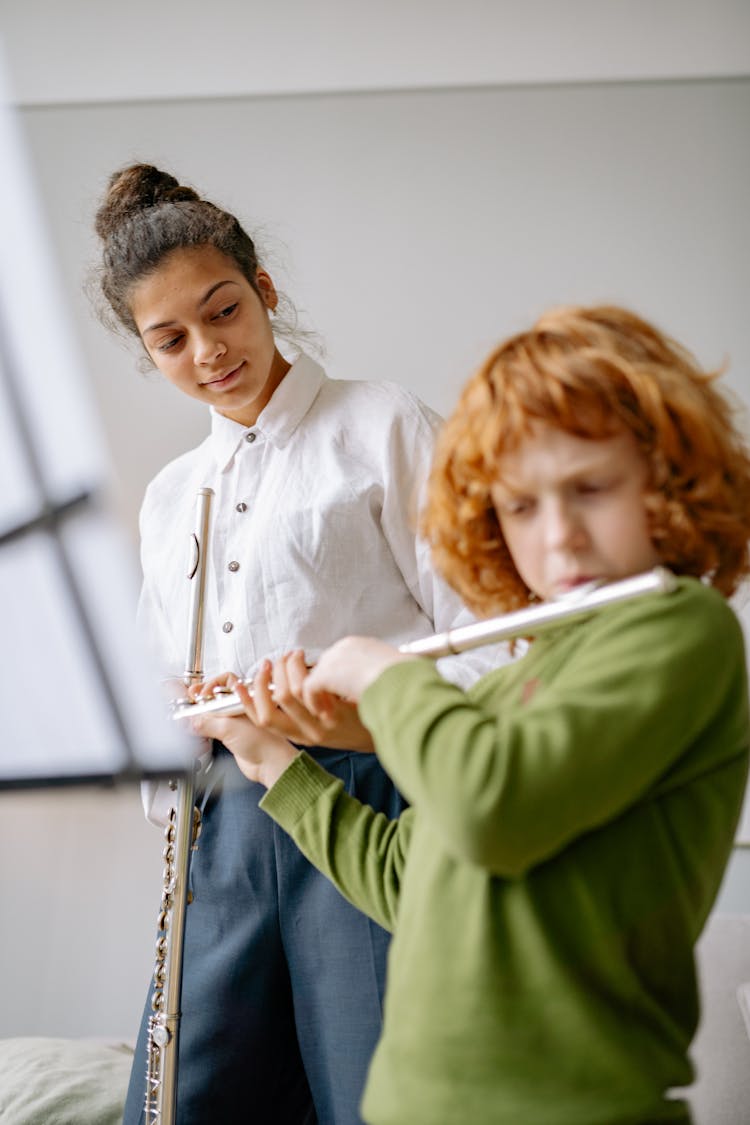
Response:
[0,68,191,789]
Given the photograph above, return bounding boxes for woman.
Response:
[93,162,500,1125]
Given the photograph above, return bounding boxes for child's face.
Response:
[491,421,660,602]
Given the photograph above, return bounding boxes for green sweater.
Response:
[261,578,749,1125]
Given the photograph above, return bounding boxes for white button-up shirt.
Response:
[138,354,508,819]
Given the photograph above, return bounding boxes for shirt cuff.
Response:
[260,751,343,830]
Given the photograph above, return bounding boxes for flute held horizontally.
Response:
[170,566,677,723]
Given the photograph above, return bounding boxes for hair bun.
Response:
[94,163,201,240]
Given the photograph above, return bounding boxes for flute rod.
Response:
[183,487,214,684]
[170,566,677,723]
[400,566,676,657]
[146,485,214,1125]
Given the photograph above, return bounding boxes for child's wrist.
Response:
[259,744,301,790]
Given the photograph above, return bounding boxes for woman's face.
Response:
[131,244,290,427]
[491,421,661,602]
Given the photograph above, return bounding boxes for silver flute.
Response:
[145,487,214,1125]
[170,566,677,723]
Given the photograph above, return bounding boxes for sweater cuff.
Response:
[260,750,343,831]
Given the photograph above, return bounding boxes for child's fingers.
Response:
[272,652,305,714]
[269,653,330,742]
[187,671,234,701]
[300,672,338,721]
[230,676,261,724]
[285,650,310,696]
[249,659,276,725]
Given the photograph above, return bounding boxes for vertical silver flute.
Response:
[169,566,678,722]
[145,486,214,1125]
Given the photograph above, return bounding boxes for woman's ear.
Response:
[255,269,278,313]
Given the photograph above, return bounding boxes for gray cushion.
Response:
[0,1037,133,1125]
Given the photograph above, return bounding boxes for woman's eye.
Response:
[214,303,238,320]
[158,334,183,352]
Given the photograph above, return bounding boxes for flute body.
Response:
[170,566,677,723]
[145,487,214,1125]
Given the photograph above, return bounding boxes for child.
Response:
[193,305,750,1124]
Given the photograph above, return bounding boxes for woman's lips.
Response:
[202,362,244,390]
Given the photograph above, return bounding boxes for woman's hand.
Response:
[189,674,299,788]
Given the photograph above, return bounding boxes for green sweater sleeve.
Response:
[359,579,748,878]
[260,751,412,933]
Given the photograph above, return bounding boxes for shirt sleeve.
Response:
[377,390,513,689]
[359,580,749,878]
[260,752,412,932]
[136,480,182,677]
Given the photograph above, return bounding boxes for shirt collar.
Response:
[208,352,326,472]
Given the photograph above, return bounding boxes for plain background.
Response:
[1,3,749,1078]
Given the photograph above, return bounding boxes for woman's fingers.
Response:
[191,711,240,744]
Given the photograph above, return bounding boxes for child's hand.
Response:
[189,673,299,788]
[302,637,413,720]
[250,651,375,752]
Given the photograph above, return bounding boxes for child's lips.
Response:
[555,575,600,596]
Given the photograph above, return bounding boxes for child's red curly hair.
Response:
[422,305,750,615]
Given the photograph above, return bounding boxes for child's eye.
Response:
[501,498,535,517]
[576,479,612,496]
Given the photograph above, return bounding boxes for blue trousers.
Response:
[123,746,405,1125]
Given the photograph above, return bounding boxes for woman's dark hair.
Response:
[94,163,263,336]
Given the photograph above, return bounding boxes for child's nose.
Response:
[544,499,586,550]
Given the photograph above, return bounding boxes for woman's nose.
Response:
[194,331,227,366]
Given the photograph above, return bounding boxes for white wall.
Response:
[19,79,750,539]
[3,0,749,104]
[0,785,159,1039]
[1,4,749,1041]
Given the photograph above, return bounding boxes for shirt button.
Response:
[245,432,256,443]
[228,561,240,572]
[222,621,234,634]
[235,502,247,513]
